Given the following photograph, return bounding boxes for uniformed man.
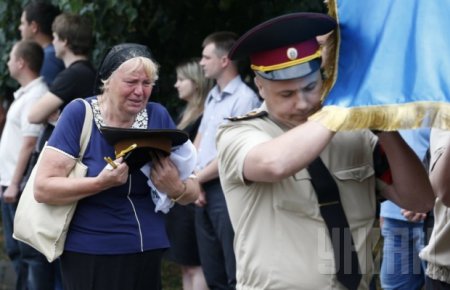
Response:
[419,128,450,289]
[216,12,435,290]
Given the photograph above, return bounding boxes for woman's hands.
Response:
[97,157,129,190]
[150,152,199,204]
[150,153,183,198]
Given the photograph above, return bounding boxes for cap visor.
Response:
[255,59,321,80]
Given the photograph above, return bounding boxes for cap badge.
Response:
[286,47,298,60]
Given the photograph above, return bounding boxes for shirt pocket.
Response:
[332,164,376,221]
[275,170,318,217]
[333,165,374,182]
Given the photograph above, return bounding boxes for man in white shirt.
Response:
[0,40,47,290]
[194,31,261,289]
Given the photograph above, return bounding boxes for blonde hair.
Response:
[101,57,159,92]
[176,58,213,130]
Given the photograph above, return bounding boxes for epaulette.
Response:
[227,110,268,121]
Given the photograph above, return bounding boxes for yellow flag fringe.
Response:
[321,0,339,99]
[309,101,450,131]
[319,0,450,132]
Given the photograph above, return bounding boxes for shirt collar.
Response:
[207,75,243,102]
[13,77,44,100]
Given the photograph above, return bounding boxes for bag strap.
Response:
[78,99,93,159]
[307,157,362,290]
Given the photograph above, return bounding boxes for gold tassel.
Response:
[309,102,450,132]
[321,0,339,100]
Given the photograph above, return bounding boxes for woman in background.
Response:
[165,58,213,290]
[175,58,212,138]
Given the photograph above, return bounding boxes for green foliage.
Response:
[0,0,23,102]
[0,1,328,285]
[0,0,326,115]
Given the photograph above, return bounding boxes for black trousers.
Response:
[426,276,450,290]
[195,178,236,290]
[60,249,164,290]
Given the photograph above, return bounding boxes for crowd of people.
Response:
[0,2,449,290]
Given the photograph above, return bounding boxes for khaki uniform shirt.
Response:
[217,110,381,290]
[419,128,450,283]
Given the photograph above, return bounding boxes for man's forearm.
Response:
[378,131,434,212]
[197,158,219,184]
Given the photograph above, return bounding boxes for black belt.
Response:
[308,157,362,290]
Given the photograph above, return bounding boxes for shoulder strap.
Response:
[78,99,93,158]
[307,157,361,290]
[227,110,268,122]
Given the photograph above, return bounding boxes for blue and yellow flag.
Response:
[311,0,450,131]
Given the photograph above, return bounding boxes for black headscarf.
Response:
[94,43,154,94]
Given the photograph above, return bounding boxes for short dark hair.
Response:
[23,1,61,37]
[14,40,44,74]
[202,31,238,57]
[52,13,93,55]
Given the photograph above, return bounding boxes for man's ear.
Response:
[253,76,265,100]
[17,57,26,69]
[62,38,69,48]
[220,55,230,68]
[30,20,39,34]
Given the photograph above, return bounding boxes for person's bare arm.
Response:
[243,121,334,182]
[191,129,216,183]
[377,131,434,213]
[2,136,37,203]
[196,158,219,184]
[34,148,129,205]
[191,131,209,206]
[193,131,202,150]
[28,92,63,124]
[429,141,450,206]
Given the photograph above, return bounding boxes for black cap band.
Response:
[98,43,153,81]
